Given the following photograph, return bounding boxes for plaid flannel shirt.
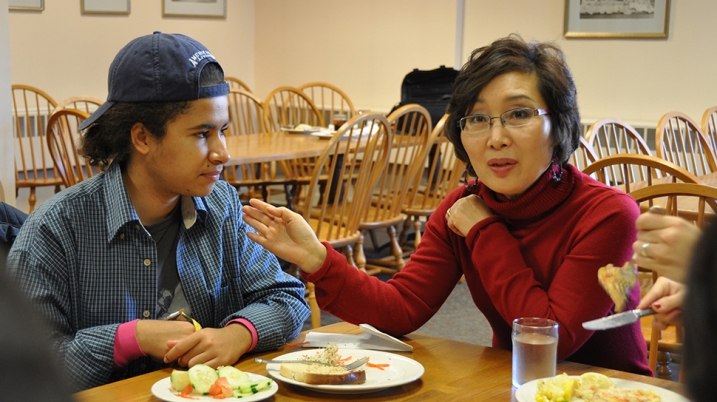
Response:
[8,163,309,391]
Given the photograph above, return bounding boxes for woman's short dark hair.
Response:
[684,220,717,402]
[80,63,225,168]
[446,34,581,176]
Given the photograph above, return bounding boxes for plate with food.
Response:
[151,364,278,401]
[515,372,687,402]
[283,124,325,134]
[265,344,424,394]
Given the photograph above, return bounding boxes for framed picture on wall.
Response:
[9,0,44,11]
[81,0,130,15]
[564,0,670,38]
[163,0,226,18]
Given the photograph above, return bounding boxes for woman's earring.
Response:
[464,164,477,190]
[550,158,563,182]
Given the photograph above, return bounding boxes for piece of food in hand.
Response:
[597,261,637,312]
[279,362,366,385]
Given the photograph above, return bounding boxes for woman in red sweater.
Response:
[242,35,651,375]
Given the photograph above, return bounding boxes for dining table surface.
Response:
[224,131,333,166]
[74,321,686,402]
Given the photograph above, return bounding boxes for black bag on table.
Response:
[390,65,459,128]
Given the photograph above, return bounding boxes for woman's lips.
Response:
[487,158,517,176]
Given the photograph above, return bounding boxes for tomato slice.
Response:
[208,377,233,399]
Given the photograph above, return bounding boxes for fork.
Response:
[254,358,329,366]
[254,356,369,371]
[343,356,369,371]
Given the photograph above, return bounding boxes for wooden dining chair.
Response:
[55,96,104,114]
[586,118,652,159]
[582,154,704,192]
[359,104,432,275]
[299,113,392,328]
[11,84,62,212]
[655,111,717,176]
[399,114,464,252]
[225,76,252,93]
[700,106,717,156]
[569,137,598,171]
[629,182,717,379]
[297,82,356,129]
[46,108,100,188]
[263,86,325,209]
[223,88,283,202]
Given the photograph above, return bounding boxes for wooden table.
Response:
[224,132,331,166]
[74,322,685,402]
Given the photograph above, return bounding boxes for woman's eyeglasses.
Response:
[458,107,550,135]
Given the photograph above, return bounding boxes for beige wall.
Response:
[8,1,255,103]
[256,0,717,125]
[5,0,717,211]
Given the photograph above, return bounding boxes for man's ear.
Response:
[130,123,151,155]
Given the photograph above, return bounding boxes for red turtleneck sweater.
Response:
[304,164,651,375]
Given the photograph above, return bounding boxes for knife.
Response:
[582,308,656,330]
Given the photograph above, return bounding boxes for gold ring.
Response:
[641,242,651,257]
[446,208,452,219]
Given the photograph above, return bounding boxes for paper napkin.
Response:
[303,323,413,352]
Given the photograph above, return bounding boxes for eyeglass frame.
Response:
[458,107,550,134]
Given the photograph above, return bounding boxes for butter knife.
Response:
[582,308,656,330]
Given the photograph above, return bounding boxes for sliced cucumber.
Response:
[238,379,273,395]
[169,369,190,392]
[216,366,251,390]
[188,364,219,395]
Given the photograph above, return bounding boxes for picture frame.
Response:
[163,0,226,18]
[564,0,670,39]
[9,0,44,11]
[81,0,130,15]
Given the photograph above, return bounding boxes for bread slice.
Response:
[279,363,366,385]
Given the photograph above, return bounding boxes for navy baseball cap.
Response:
[79,31,230,130]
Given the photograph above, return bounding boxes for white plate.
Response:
[151,372,278,402]
[265,348,424,394]
[311,131,338,139]
[283,125,326,134]
[515,376,688,402]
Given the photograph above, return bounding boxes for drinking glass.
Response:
[332,113,347,131]
[511,317,559,387]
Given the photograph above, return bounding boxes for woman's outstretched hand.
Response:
[241,199,327,273]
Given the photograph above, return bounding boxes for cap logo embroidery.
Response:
[188,50,215,67]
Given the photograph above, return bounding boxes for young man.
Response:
[7,32,309,391]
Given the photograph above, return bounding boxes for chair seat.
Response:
[641,316,681,352]
[16,177,63,188]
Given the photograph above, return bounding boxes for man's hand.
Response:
[163,323,252,368]
[135,320,196,360]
